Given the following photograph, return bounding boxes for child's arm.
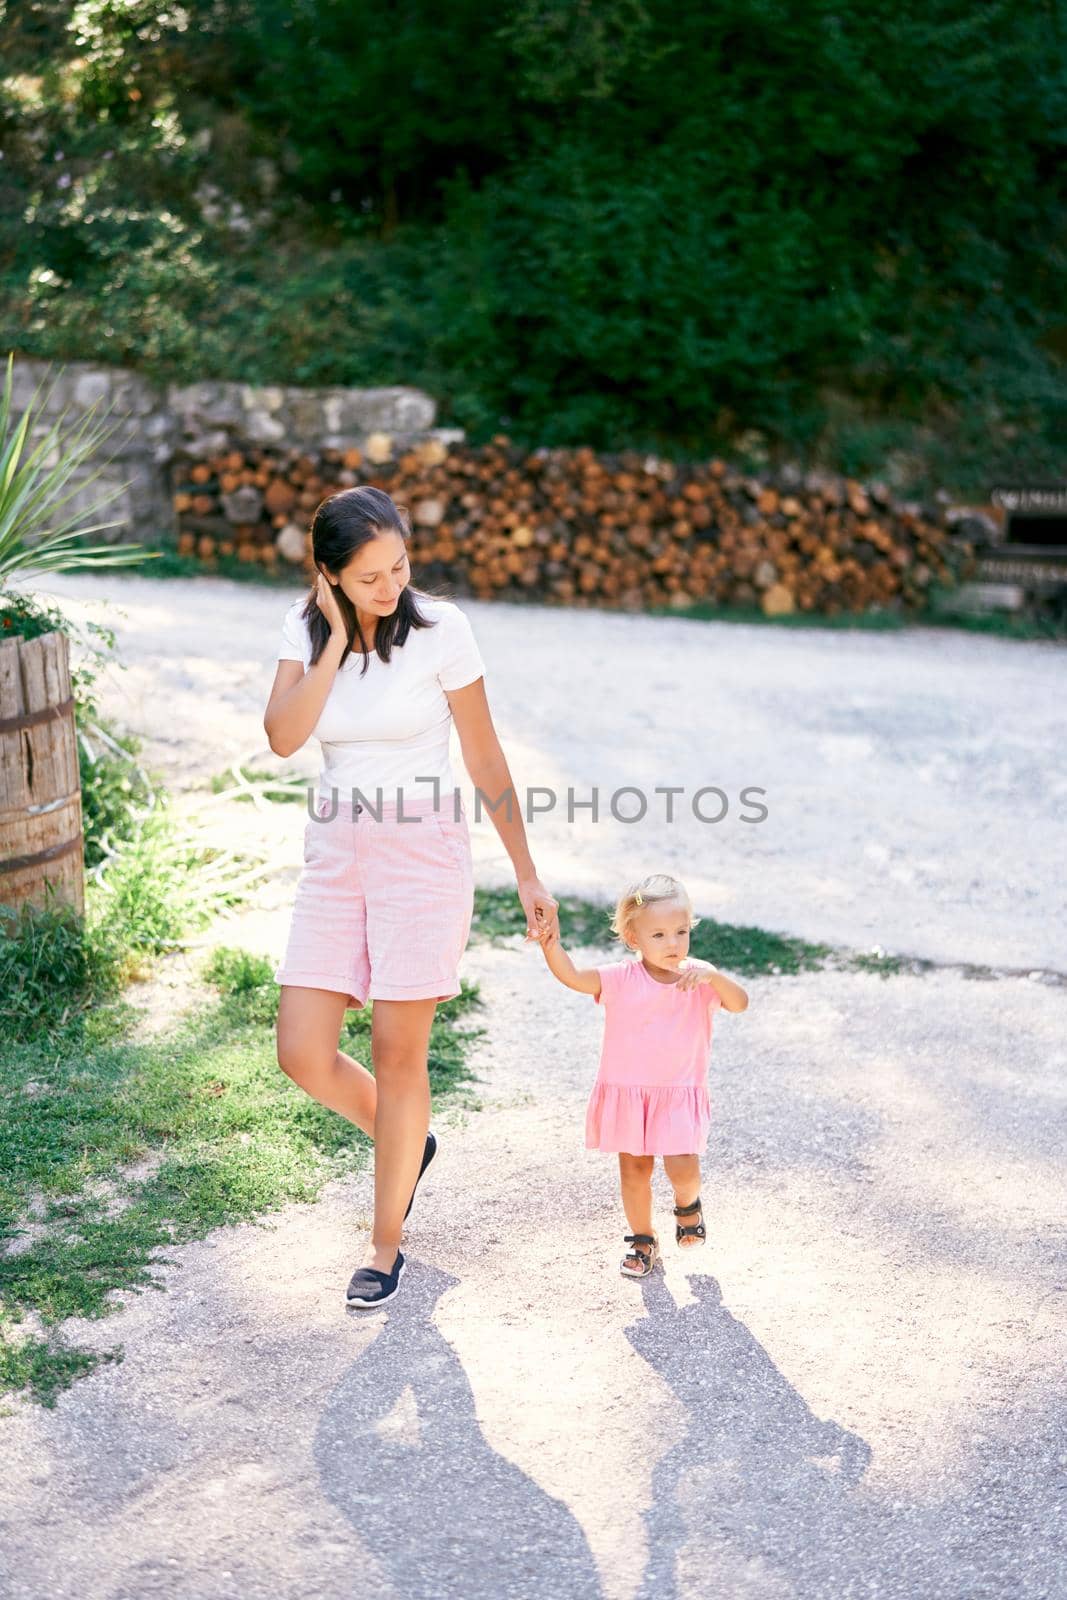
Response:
[676,957,749,1011]
[537,923,602,998]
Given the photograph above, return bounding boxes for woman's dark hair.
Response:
[301,485,439,676]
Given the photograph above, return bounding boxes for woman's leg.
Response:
[360,996,439,1274]
[276,986,377,1134]
[278,987,439,1274]
[618,1152,656,1239]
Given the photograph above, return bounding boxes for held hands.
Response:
[674,957,719,992]
[518,878,559,945]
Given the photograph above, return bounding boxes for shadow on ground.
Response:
[314,1263,606,1598]
[317,1262,1065,1600]
[628,1273,870,1598]
[626,1272,1065,1600]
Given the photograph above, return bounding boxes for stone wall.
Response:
[168,380,442,459]
[8,353,450,546]
[9,357,175,543]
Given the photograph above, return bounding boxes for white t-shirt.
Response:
[276,592,486,806]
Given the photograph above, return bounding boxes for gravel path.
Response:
[1,574,1063,1600]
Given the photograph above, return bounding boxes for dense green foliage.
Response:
[1,0,1064,494]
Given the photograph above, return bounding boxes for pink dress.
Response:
[585,958,723,1155]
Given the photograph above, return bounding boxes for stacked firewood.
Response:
[172,435,972,614]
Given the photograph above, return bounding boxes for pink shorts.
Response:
[273,793,475,1009]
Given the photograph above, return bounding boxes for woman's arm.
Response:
[263,577,346,757]
[445,677,559,943]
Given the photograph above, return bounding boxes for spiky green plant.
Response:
[0,351,161,583]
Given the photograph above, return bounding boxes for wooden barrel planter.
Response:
[0,628,85,916]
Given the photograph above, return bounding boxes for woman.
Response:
[264,485,559,1309]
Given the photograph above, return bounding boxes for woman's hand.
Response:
[314,571,347,639]
[517,876,559,944]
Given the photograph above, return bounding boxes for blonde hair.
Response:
[609,873,701,947]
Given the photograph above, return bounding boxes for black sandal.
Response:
[673,1197,707,1248]
[620,1232,660,1278]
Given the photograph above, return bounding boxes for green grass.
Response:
[469,885,943,981]
[689,918,834,977]
[470,886,621,948]
[845,949,922,979]
[0,947,485,1407]
[919,606,1067,643]
[470,886,833,976]
[0,1336,116,1410]
[0,793,281,1043]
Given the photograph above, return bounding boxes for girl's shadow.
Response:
[626,1273,872,1600]
[313,1261,605,1599]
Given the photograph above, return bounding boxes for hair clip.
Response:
[634,890,643,905]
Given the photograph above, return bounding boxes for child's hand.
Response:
[675,957,718,991]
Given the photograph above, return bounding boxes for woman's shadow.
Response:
[626,1273,873,1600]
[313,1261,605,1599]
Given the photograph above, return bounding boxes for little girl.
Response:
[539,873,748,1277]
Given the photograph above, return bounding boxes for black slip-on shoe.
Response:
[403,1130,438,1222]
[346,1250,405,1309]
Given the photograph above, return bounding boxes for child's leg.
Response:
[618,1152,655,1238]
[664,1154,705,1247]
[663,1153,700,1211]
